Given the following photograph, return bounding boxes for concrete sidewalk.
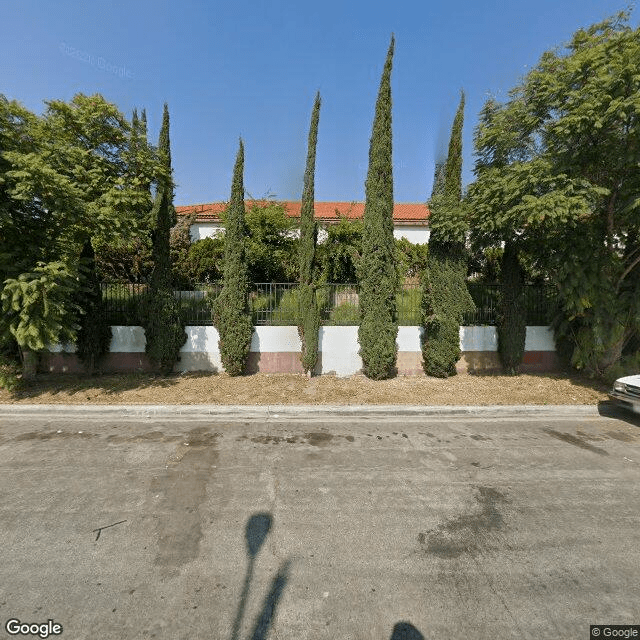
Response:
[0,403,603,419]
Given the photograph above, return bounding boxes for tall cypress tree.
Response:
[213,139,253,376]
[144,104,186,373]
[358,35,399,380]
[421,92,474,377]
[74,238,112,374]
[497,241,526,374]
[298,92,321,375]
[150,105,173,292]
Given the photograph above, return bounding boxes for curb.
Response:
[0,403,603,419]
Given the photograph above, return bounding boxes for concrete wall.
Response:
[44,325,558,376]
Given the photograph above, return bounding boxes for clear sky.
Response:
[1,0,635,206]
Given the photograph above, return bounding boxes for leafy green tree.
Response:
[317,216,363,284]
[244,201,298,282]
[358,35,399,380]
[94,106,155,283]
[395,238,429,283]
[0,93,157,375]
[170,212,196,288]
[467,12,640,377]
[298,92,322,374]
[213,140,253,376]
[421,92,474,377]
[1,263,80,378]
[183,236,225,283]
[143,104,187,373]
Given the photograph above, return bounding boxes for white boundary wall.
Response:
[50,325,555,376]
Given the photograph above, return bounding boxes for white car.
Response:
[609,374,640,413]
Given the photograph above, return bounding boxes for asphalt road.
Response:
[0,407,639,640]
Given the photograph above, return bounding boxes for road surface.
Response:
[0,407,638,639]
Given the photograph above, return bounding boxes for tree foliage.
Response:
[143,104,187,374]
[467,12,640,377]
[317,216,363,284]
[94,106,154,283]
[497,242,526,374]
[1,262,79,375]
[244,201,298,282]
[182,236,225,283]
[213,140,253,376]
[298,92,322,374]
[421,92,474,377]
[73,239,112,374]
[0,93,157,374]
[358,35,399,380]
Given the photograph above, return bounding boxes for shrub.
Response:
[421,244,474,377]
[143,290,187,374]
[396,287,421,325]
[184,237,225,283]
[328,301,360,326]
[396,239,429,283]
[270,288,299,326]
[317,217,363,284]
[0,353,21,392]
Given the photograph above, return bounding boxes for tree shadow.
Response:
[230,512,291,640]
[7,371,219,400]
[390,621,424,639]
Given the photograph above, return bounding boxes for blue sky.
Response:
[1,0,635,205]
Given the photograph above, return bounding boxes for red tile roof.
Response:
[175,201,429,225]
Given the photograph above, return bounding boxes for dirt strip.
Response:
[0,372,609,406]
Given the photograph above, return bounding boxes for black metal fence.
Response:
[101,282,557,327]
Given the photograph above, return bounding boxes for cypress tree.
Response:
[497,241,526,374]
[421,92,474,377]
[431,161,446,198]
[358,35,399,380]
[144,104,187,374]
[150,105,174,293]
[74,238,112,374]
[213,139,253,376]
[298,92,321,375]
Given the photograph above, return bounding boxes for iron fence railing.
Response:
[101,282,557,327]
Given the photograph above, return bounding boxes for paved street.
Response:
[0,407,639,639]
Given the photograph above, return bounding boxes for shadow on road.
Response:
[390,621,425,639]
[230,512,291,640]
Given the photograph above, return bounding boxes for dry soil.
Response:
[0,371,610,406]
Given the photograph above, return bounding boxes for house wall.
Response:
[189,222,429,244]
[189,222,224,242]
[393,226,430,244]
[43,325,558,376]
